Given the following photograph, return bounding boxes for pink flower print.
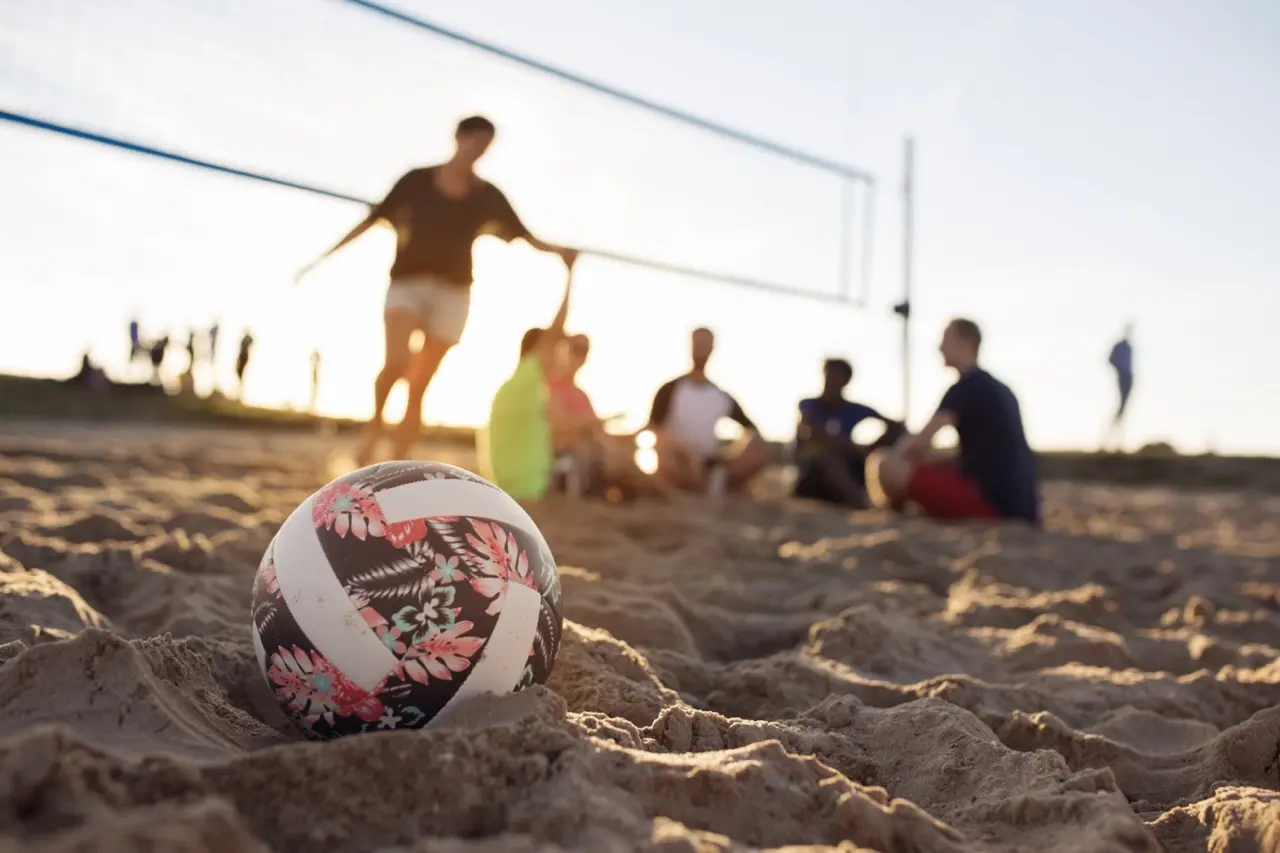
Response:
[386,517,427,549]
[429,553,465,585]
[266,646,385,728]
[262,560,279,596]
[312,481,386,540]
[358,606,407,655]
[465,520,534,615]
[396,622,486,686]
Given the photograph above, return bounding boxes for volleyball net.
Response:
[0,0,889,429]
[0,0,875,306]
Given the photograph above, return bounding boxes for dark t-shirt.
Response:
[797,398,882,443]
[373,167,530,285]
[937,368,1040,523]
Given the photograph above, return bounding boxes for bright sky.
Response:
[1,0,1278,454]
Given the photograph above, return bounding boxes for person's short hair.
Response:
[456,115,496,136]
[949,318,982,349]
[823,358,853,383]
[520,327,543,357]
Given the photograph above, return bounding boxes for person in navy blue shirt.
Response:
[1104,323,1134,450]
[793,358,901,507]
[867,319,1040,524]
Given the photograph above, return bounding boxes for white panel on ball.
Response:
[271,495,398,693]
[374,477,541,535]
[430,581,543,725]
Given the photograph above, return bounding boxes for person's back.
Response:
[1109,339,1132,376]
[486,354,552,500]
[484,270,575,501]
[949,368,1039,523]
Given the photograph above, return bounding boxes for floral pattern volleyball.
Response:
[250,460,562,738]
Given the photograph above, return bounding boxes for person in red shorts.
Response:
[867,318,1040,524]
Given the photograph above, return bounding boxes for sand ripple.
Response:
[0,427,1277,852]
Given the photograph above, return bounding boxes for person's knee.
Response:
[867,448,909,495]
[380,354,411,382]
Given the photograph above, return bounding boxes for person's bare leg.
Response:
[388,335,451,460]
[816,449,869,507]
[866,434,916,511]
[355,309,417,466]
[726,434,769,493]
[601,435,673,499]
[656,440,704,492]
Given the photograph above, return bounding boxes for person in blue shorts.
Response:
[793,358,901,507]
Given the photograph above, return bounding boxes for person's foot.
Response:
[352,428,383,468]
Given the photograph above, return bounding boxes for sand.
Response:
[0,424,1277,852]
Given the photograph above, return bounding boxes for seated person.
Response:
[793,358,900,507]
[546,334,646,497]
[866,318,1040,524]
[646,327,768,494]
[483,264,574,501]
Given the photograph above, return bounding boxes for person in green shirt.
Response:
[483,261,576,501]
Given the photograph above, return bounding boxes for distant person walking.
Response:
[294,115,578,465]
[235,331,255,399]
[1105,324,1134,450]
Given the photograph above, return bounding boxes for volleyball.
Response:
[250,460,562,738]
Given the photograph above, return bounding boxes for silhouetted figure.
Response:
[128,318,143,364]
[208,322,221,364]
[235,332,255,399]
[1105,324,1134,450]
[792,358,899,508]
[309,349,321,413]
[70,351,109,392]
[148,336,170,385]
[293,114,579,466]
[180,330,199,395]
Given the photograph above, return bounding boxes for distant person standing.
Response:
[148,336,170,385]
[180,330,199,395]
[128,318,143,365]
[1105,324,1134,450]
[309,349,322,414]
[294,115,579,465]
[235,331,255,399]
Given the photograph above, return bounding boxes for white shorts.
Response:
[384,276,471,346]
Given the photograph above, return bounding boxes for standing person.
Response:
[309,349,322,414]
[148,335,169,386]
[482,262,576,502]
[1105,323,1135,450]
[646,327,768,495]
[180,330,198,395]
[128,318,143,367]
[235,331,255,400]
[792,358,900,507]
[866,319,1040,524]
[294,115,578,465]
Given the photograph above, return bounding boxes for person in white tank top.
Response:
[645,327,769,494]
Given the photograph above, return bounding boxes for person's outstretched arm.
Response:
[533,260,576,371]
[295,172,412,284]
[294,213,378,284]
[486,186,578,266]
